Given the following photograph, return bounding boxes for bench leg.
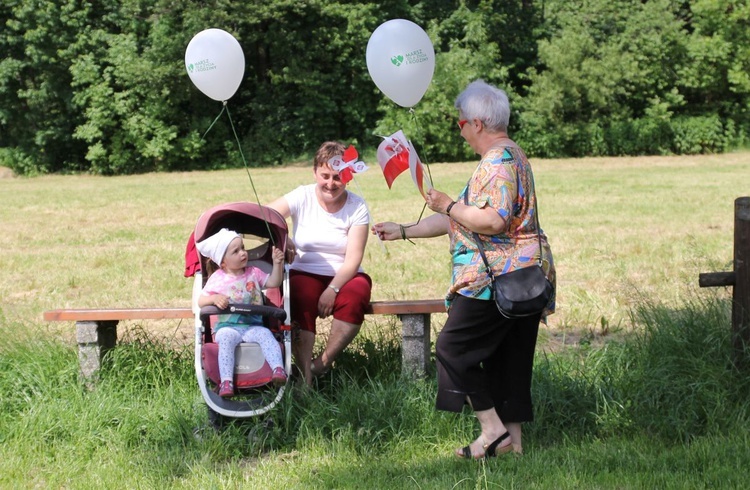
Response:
[399,313,430,377]
[76,320,118,387]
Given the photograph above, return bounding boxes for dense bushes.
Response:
[1,0,748,175]
[514,0,749,158]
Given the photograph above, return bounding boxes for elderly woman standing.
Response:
[372,80,555,458]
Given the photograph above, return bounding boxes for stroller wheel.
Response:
[247,417,275,445]
[192,425,213,441]
[206,405,226,431]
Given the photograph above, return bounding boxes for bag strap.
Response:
[464,140,544,280]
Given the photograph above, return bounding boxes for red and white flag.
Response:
[328,145,369,184]
[376,130,432,199]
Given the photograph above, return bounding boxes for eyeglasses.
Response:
[457,119,468,130]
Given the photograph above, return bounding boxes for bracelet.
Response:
[399,223,416,245]
[446,201,457,216]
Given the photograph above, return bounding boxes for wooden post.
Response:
[732,197,750,360]
[699,196,750,367]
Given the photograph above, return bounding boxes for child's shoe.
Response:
[218,380,234,397]
[271,367,287,386]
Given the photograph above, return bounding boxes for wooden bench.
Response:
[43,299,446,383]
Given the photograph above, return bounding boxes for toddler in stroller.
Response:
[190,202,292,423]
[196,228,287,396]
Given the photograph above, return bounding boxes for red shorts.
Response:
[289,270,372,334]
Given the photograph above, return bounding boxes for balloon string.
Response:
[201,105,227,141]
[223,102,276,247]
[408,108,435,189]
[406,108,431,227]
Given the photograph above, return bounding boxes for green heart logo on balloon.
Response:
[390,55,404,67]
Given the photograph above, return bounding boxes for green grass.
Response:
[1,152,749,488]
[2,298,749,488]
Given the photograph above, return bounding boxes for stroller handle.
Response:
[199,303,287,323]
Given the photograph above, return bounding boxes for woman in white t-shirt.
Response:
[268,141,372,386]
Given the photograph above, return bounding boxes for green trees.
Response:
[1,0,89,174]
[0,0,202,174]
[516,0,749,157]
[1,0,747,175]
[69,2,188,174]
[226,1,401,166]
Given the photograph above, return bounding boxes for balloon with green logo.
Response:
[185,28,245,102]
[366,19,435,108]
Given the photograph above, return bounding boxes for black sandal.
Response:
[456,432,512,460]
[457,443,480,460]
[483,431,512,458]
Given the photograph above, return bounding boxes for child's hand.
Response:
[271,246,284,264]
[212,294,229,309]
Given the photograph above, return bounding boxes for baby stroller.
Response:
[190,202,292,427]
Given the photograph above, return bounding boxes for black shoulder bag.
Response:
[465,147,553,319]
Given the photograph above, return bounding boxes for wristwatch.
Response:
[328,284,340,294]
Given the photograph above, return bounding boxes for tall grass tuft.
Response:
[0,319,80,434]
[621,294,749,441]
[530,293,750,446]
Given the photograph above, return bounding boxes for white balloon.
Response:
[185,28,245,102]
[366,19,435,108]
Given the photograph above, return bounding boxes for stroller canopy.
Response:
[194,201,287,248]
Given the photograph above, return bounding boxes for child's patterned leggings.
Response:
[215,326,283,382]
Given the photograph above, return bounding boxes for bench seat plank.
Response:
[44,308,195,322]
[367,300,445,315]
[44,300,445,322]
[44,299,446,384]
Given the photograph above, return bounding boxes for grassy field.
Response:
[1,152,749,488]
[1,151,747,345]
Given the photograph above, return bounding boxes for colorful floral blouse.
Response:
[447,144,556,318]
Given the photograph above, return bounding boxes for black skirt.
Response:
[435,295,541,422]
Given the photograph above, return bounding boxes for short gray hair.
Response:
[454,79,510,132]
